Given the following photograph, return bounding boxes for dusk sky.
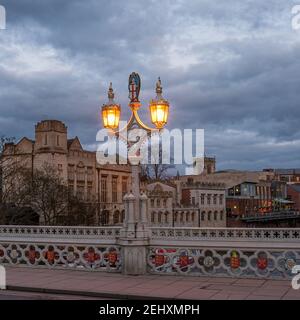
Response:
[1,1,300,171]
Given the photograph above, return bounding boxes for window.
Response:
[165,213,168,223]
[157,199,161,207]
[87,167,93,182]
[200,194,205,205]
[208,211,211,221]
[163,199,167,207]
[113,211,120,224]
[112,176,118,203]
[219,195,224,205]
[207,195,211,205]
[192,197,195,205]
[77,165,85,182]
[57,135,60,146]
[191,212,195,222]
[214,211,218,220]
[68,165,75,181]
[151,212,155,223]
[100,176,107,203]
[220,211,224,220]
[77,185,84,200]
[187,178,194,184]
[44,134,47,145]
[158,213,162,223]
[87,182,93,201]
[201,211,205,220]
[122,177,128,198]
[213,195,217,205]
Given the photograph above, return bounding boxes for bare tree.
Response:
[1,140,98,226]
[66,195,97,226]
[0,136,30,206]
[26,164,69,225]
[141,147,175,181]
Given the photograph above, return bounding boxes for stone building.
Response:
[178,179,226,227]
[1,120,132,225]
[146,179,226,227]
[146,181,176,227]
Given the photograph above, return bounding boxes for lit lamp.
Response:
[149,77,169,129]
[101,83,121,129]
[100,73,171,244]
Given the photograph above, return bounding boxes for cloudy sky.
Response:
[0,0,300,171]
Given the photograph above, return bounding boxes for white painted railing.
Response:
[1,226,300,278]
[150,227,300,242]
[0,225,123,272]
[0,225,121,242]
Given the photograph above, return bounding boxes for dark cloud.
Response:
[0,0,300,171]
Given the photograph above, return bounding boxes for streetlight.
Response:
[101,72,169,133]
[101,83,121,130]
[100,72,170,237]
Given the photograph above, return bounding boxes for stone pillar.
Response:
[119,190,149,275]
[136,192,149,238]
[122,192,136,238]
[131,165,140,221]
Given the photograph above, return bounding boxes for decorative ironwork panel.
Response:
[0,243,122,272]
[148,247,300,279]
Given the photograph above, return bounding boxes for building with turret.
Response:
[1,120,132,225]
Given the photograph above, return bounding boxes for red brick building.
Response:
[287,185,300,211]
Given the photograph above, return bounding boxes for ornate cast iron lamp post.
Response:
[100,73,170,274]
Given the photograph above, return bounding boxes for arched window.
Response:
[201,211,205,221]
[220,210,224,220]
[165,212,168,223]
[191,212,195,222]
[214,211,218,220]
[158,212,162,223]
[208,211,212,221]
[100,210,109,225]
[121,210,125,222]
[151,212,155,223]
[113,211,120,224]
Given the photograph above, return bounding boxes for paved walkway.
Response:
[3,266,300,300]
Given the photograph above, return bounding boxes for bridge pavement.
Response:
[2,266,300,300]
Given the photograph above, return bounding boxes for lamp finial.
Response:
[156,77,163,96]
[108,82,114,101]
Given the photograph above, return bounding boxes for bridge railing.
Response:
[0,225,300,279]
[0,226,123,272]
[0,225,121,243]
[149,227,300,243]
[148,227,300,279]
